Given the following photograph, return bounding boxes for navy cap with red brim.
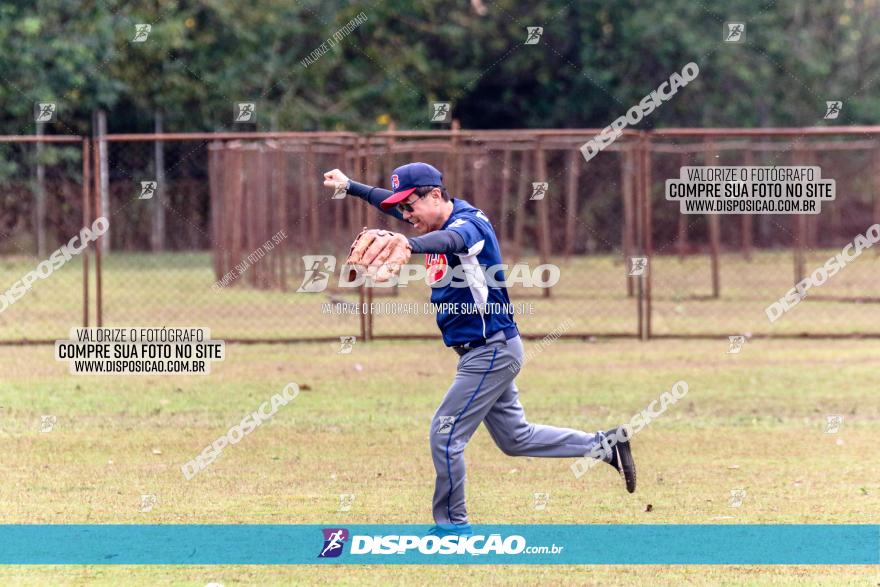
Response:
[379,162,444,211]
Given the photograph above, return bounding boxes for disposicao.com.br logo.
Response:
[297,255,560,292]
[318,528,563,557]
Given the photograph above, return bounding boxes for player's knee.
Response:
[495,425,533,456]
[429,424,451,455]
[430,416,455,439]
[493,433,522,456]
[497,441,519,457]
[429,430,443,452]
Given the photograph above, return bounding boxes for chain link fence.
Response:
[0,136,88,342]
[647,129,880,338]
[1,128,878,343]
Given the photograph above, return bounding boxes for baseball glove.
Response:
[345,227,412,282]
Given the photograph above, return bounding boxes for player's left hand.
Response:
[345,227,412,282]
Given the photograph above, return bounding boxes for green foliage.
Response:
[0,0,877,134]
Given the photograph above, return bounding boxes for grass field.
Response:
[1,249,879,342]
[1,336,878,585]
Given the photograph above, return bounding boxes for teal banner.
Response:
[0,525,877,565]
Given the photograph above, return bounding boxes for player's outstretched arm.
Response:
[323,168,404,221]
[407,230,467,254]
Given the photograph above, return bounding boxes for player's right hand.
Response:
[323,169,350,190]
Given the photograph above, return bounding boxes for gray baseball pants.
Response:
[430,330,603,526]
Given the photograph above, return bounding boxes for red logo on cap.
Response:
[391,174,400,190]
[425,254,448,285]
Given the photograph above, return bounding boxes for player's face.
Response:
[399,190,439,234]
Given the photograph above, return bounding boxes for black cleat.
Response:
[602,427,636,493]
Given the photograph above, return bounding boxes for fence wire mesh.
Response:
[1,129,878,343]
[0,138,86,342]
[647,132,880,338]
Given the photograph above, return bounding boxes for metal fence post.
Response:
[704,139,721,299]
[535,138,551,298]
[642,134,653,340]
[81,138,91,327]
[91,138,104,327]
[622,144,636,297]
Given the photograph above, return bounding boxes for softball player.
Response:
[323,162,636,535]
